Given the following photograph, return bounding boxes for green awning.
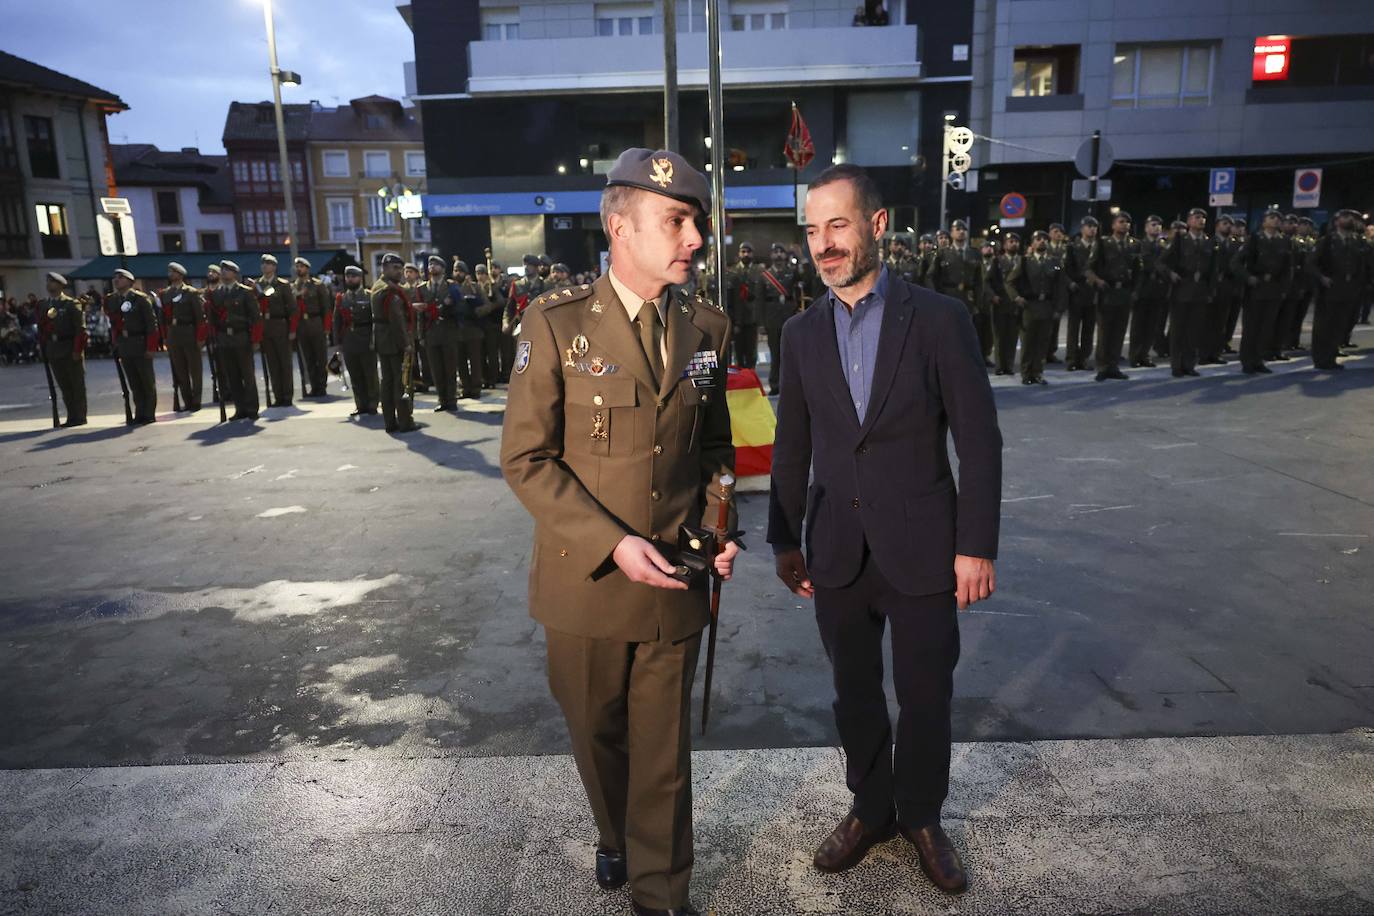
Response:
[67,249,359,281]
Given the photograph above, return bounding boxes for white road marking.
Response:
[274,469,299,481]
[230,465,265,479]
[1003,495,1053,503]
[336,464,359,472]
[257,505,306,518]
[1070,504,1136,514]
[1149,442,1197,450]
[1276,532,1369,538]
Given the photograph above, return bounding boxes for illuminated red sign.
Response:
[1253,36,1291,82]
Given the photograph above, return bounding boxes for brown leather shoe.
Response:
[812,810,896,873]
[899,822,967,894]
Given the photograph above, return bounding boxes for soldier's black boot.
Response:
[595,848,627,890]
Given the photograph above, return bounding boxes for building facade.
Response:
[111,144,238,258]
[966,0,1374,230]
[222,101,315,252]
[305,96,428,276]
[399,0,974,270]
[0,51,126,301]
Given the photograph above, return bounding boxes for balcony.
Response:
[464,25,920,96]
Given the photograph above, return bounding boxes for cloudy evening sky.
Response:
[2,0,414,154]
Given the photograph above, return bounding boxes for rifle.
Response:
[206,333,226,424]
[39,342,59,429]
[292,284,308,394]
[161,289,182,413]
[699,473,737,735]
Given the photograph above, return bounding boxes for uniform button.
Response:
[852,498,861,509]
[700,393,708,402]
[652,490,662,501]
[653,445,663,455]
[857,445,868,455]
[593,395,603,406]
[559,549,568,557]
[651,534,661,542]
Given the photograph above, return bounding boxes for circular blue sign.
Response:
[1000,193,1028,219]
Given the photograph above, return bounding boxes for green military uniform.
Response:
[927,232,990,362]
[1279,224,1316,354]
[208,267,262,420]
[1005,243,1064,384]
[294,265,333,397]
[254,264,295,406]
[984,247,1018,375]
[725,247,759,369]
[476,266,510,383]
[1209,224,1244,361]
[107,277,160,423]
[1130,225,1169,368]
[1089,227,1142,378]
[157,269,205,410]
[38,279,87,425]
[501,149,735,914]
[1232,216,1293,374]
[1063,229,1101,371]
[331,268,379,416]
[1310,212,1369,371]
[758,246,799,395]
[371,264,418,432]
[507,256,547,380]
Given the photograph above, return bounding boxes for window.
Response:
[730,0,786,31]
[1251,33,1374,88]
[481,7,520,40]
[363,151,390,178]
[24,116,58,179]
[0,110,18,173]
[1113,43,1215,108]
[160,232,184,252]
[404,150,426,177]
[322,150,349,177]
[0,193,28,258]
[232,160,248,184]
[846,90,920,167]
[155,190,180,225]
[35,202,70,259]
[596,3,654,35]
[292,159,303,183]
[327,198,355,238]
[257,210,274,236]
[242,211,257,235]
[274,210,289,233]
[250,160,268,182]
[198,231,223,252]
[1012,45,1079,97]
[367,196,394,231]
[269,161,280,184]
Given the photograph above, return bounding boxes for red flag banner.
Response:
[784,103,814,170]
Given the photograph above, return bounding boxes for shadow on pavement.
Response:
[26,424,139,451]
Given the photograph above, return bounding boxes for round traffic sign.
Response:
[949,151,972,174]
[1296,170,1320,192]
[999,192,1028,219]
[946,126,974,154]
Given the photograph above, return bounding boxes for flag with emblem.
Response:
[726,368,776,479]
[784,102,814,170]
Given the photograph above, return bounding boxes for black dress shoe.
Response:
[813,810,897,873]
[60,418,88,428]
[349,410,362,417]
[1065,363,1079,372]
[1184,369,1201,377]
[1172,370,1186,378]
[1142,360,1157,368]
[899,822,968,894]
[1021,378,1034,385]
[433,404,448,413]
[1094,372,1108,382]
[1036,376,1048,385]
[1223,345,1237,354]
[1272,354,1292,362]
[631,902,699,916]
[595,848,627,890]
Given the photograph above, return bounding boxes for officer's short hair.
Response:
[600,184,644,236]
[807,163,883,219]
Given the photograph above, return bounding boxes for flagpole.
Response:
[791,101,800,244]
[706,0,726,314]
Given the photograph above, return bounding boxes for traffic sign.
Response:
[949,151,972,174]
[96,213,137,256]
[1074,136,1115,178]
[100,197,130,216]
[1070,179,1112,202]
[999,192,1028,220]
[1293,168,1322,209]
[945,126,974,154]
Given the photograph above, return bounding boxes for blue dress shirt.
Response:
[830,266,889,422]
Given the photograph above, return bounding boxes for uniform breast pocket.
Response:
[566,376,637,457]
[680,383,714,452]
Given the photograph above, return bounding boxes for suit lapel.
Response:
[585,275,657,395]
[816,300,862,434]
[857,281,915,442]
[660,290,705,401]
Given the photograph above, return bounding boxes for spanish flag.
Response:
[726,368,775,478]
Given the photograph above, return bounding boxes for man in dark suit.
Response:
[768,164,1002,896]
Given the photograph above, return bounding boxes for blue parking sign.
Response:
[1209,168,1236,195]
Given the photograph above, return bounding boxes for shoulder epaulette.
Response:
[532,283,592,310]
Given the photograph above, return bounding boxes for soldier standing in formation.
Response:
[1220,217,1248,355]
[403,261,432,393]
[1201,215,1240,365]
[759,242,799,395]
[158,261,204,412]
[37,272,87,427]
[107,267,160,424]
[1277,215,1316,358]
[501,147,737,916]
[294,256,333,398]
[1310,209,1369,371]
[475,262,509,384]
[1232,207,1293,375]
[254,254,296,407]
[1005,229,1063,386]
[887,236,921,285]
[927,219,992,365]
[416,254,461,411]
[209,260,262,421]
[450,259,489,400]
[987,233,1020,376]
[727,241,759,369]
[372,252,419,433]
[1088,211,1140,381]
[332,265,379,417]
[1062,215,1100,372]
[1162,208,1216,378]
[1129,215,1168,369]
[1044,222,1069,363]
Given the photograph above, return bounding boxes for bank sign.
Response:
[423,185,797,218]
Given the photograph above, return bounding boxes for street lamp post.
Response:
[261,0,300,264]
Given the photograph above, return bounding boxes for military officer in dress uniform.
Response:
[759,242,800,395]
[509,254,547,337]
[451,259,489,400]
[106,268,160,424]
[1005,230,1063,385]
[548,261,575,293]
[1088,211,1141,381]
[254,254,296,407]
[1278,216,1317,356]
[927,219,992,365]
[157,261,205,411]
[293,256,333,398]
[415,255,460,410]
[1045,222,1069,363]
[37,272,87,426]
[372,252,418,433]
[1130,216,1169,369]
[1310,209,1369,371]
[1201,215,1240,365]
[402,262,432,392]
[1221,217,1248,354]
[988,233,1021,376]
[475,262,510,384]
[209,260,262,421]
[726,242,759,369]
[502,147,738,916]
[332,265,379,417]
[1062,216,1101,372]
[1162,208,1217,378]
[887,236,921,285]
[1232,207,1293,375]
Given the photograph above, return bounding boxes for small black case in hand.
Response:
[667,525,717,587]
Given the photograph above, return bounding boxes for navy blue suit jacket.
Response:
[766,277,1003,596]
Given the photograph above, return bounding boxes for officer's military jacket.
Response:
[106,288,160,358]
[1138,236,1171,301]
[1004,251,1065,320]
[1064,237,1100,300]
[725,260,758,325]
[757,262,799,325]
[295,277,333,324]
[1163,232,1217,303]
[1311,231,1369,302]
[926,244,983,310]
[1091,234,1142,306]
[370,279,413,354]
[500,274,736,643]
[1232,231,1293,301]
[978,256,1007,314]
[1289,233,1317,292]
[254,275,295,321]
[158,284,205,343]
[209,283,262,347]
[332,285,374,354]
[39,294,85,360]
[1214,235,1245,291]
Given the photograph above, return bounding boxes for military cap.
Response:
[1215,214,1233,225]
[1003,231,1021,242]
[1187,207,1208,218]
[1030,230,1049,240]
[737,241,753,252]
[1233,217,1248,228]
[220,259,241,273]
[604,147,710,213]
[1283,213,1298,221]
[522,253,540,267]
[453,260,470,274]
[1049,222,1066,233]
[1297,216,1314,225]
[113,267,135,282]
[380,252,403,267]
[46,271,67,286]
[769,241,786,253]
[1337,208,1361,219]
[426,255,446,268]
[261,253,278,264]
[552,262,570,274]
[1145,214,1163,225]
[1170,220,1187,229]
[403,262,419,273]
[1080,215,1099,228]
[537,254,551,268]
[950,219,968,231]
[935,229,950,238]
[918,232,935,243]
[1113,211,1133,223]
[474,263,489,274]
[1263,206,1283,218]
[206,263,221,277]
[344,265,364,276]
[293,256,311,269]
